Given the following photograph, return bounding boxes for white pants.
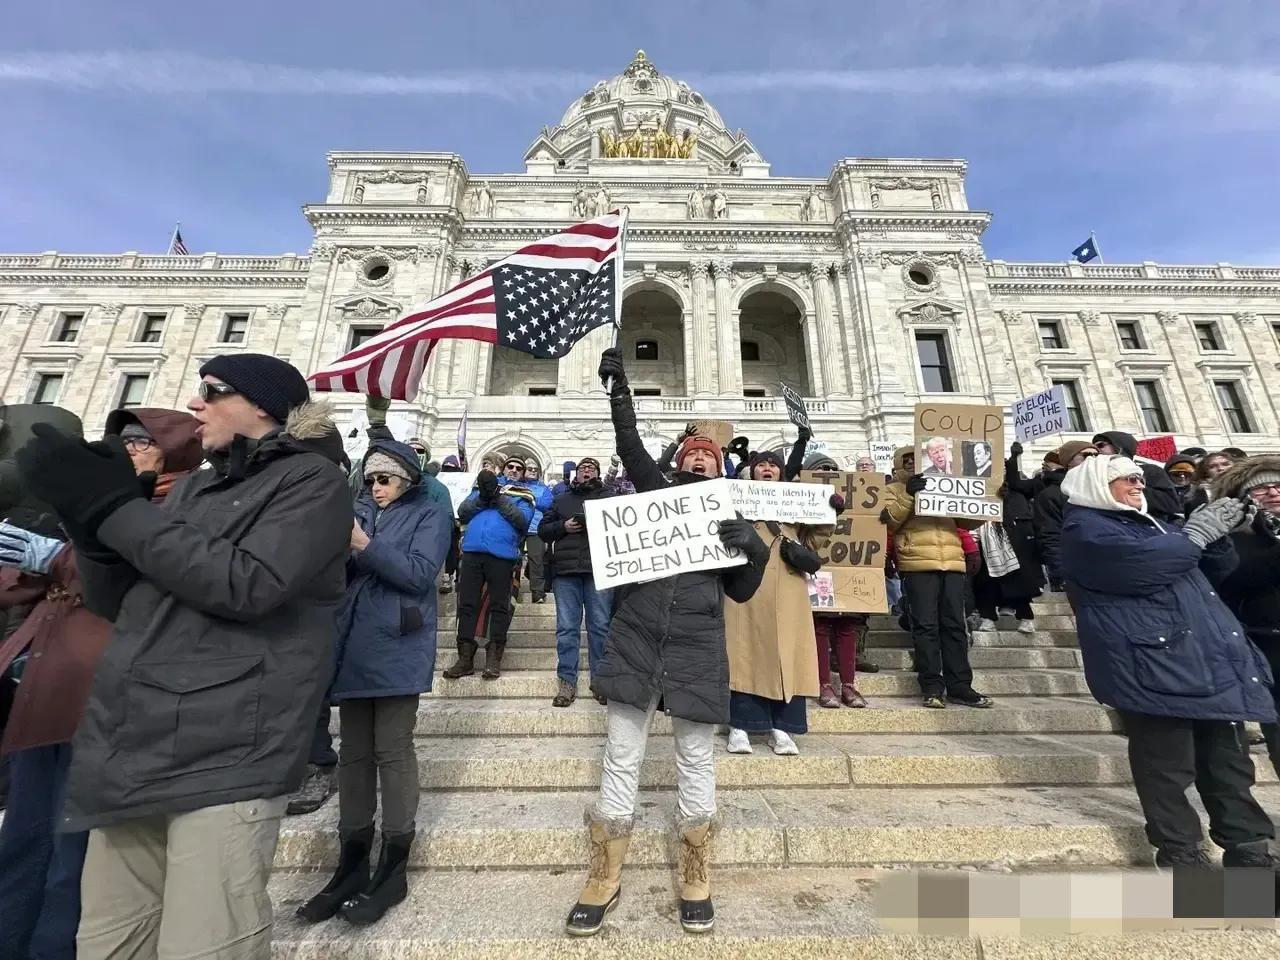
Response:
[597,696,716,821]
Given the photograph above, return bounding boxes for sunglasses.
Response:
[1116,474,1146,486]
[197,381,238,402]
[123,437,158,452]
[504,463,525,472]
[365,474,400,487]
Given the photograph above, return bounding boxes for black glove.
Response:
[16,426,142,536]
[779,538,822,575]
[477,469,499,502]
[717,517,769,566]
[797,424,813,444]
[680,423,698,441]
[598,348,628,394]
[905,474,927,495]
[1009,441,1023,459]
[829,493,846,515]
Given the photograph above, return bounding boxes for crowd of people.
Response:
[0,347,1277,956]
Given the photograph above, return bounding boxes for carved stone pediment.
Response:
[335,294,402,321]
[897,298,963,326]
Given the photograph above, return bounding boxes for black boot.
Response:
[296,825,374,923]
[1154,844,1212,869]
[1223,840,1278,869]
[442,640,477,680]
[340,831,413,926]
[482,641,505,680]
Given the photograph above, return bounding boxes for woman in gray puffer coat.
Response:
[299,439,451,928]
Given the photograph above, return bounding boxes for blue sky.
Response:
[3,0,1278,264]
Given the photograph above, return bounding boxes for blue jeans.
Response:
[553,575,611,683]
[0,743,88,960]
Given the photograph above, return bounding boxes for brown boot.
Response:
[442,640,477,680]
[481,641,504,680]
[565,810,633,937]
[676,816,715,933]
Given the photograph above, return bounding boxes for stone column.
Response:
[810,261,847,396]
[689,259,715,395]
[712,259,741,396]
[801,314,826,397]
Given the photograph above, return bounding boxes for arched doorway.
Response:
[737,289,812,396]
[619,288,686,396]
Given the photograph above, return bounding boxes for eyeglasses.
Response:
[1117,474,1146,486]
[123,437,158,452]
[504,463,524,473]
[1250,483,1280,495]
[197,381,238,402]
[366,474,399,487]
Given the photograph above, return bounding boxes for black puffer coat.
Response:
[590,390,766,724]
[1032,469,1068,581]
[539,479,614,578]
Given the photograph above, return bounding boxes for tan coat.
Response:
[725,521,820,701]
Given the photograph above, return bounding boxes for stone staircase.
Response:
[271,593,1280,958]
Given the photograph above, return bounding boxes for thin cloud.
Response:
[0,51,1276,104]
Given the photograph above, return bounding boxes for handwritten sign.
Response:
[1135,435,1176,464]
[437,472,478,517]
[870,441,898,476]
[798,471,888,613]
[779,382,810,429]
[913,403,1004,521]
[725,480,835,525]
[1012,385,1067,442]
[688,419,734,451]
[585,479,745,589]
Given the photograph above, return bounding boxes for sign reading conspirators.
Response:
[585,480,746,589]
[912,403,1005,522]
[1012,384,1067,443]
[799,470,889,613]
[725,479,836,525]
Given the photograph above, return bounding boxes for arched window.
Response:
[635,339,658,361]
[741,340,761,362]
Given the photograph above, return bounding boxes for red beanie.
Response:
[677,436,723,474]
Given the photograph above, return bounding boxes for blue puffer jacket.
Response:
[331,441,452,700]
[1061,503,1276,723]
[459,479,535,561]
[519,479,553,535]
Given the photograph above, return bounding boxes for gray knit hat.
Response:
[363,450,412,483]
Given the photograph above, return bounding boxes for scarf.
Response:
[977,522,1020,578]
[150,471,185,503]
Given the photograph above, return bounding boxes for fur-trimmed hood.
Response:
[285,399,338,441]
[1210,454,1280,501]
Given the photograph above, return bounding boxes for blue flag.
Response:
[1071,237,1099,263]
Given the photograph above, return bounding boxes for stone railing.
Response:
[1080,264,1143,279]
[660,399,695,413]
[1235,266,1280,280]
[988,260,1279,282]
[0,255,41,267]
[0,252,310,273]
[1156,265,1217,280]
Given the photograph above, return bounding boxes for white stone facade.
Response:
[2,50,1278,472]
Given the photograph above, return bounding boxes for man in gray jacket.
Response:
[16,353,352,960]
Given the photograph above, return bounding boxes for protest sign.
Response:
[913,403,1004,521]
[1012,385,1067,443]
[585,479,745,589]
[1135,435,1176,464]
[798,470,888,613]
[437,472,478,517]
[688,419,734,450]
[779,382,810,429]
[870,441,898,476]
[726,479,836,525]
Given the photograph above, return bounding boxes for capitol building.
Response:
[2,50,1278,470]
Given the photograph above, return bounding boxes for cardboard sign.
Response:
[725,480,836,525]
[585,479,745,589]
[870,441,898,476]
[437,472,478,517]
[913,403,1004,521]
[688,419,734,451]
[798,470,888,613]
[779,382,810,429]
[1012,385,1067,443]
[1135,435,1176,464]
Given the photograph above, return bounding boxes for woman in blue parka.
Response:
[1060,453,1276,871]
[299,439,451,926]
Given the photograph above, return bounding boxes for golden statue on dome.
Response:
[598,125,697,159]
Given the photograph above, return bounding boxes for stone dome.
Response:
[557,50,728,135]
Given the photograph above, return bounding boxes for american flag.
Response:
[169,228,189,256]
[309,210,625,399]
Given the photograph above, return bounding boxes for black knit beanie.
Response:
[748,450,785,477]
[199,353,310,425]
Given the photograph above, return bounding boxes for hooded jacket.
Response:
[1059,455,1274,723]
[538,478,614,578]
[880,446,982,573]
[1092,431,1184,523]
[1032,468,1068,580]
[331,440,452,699]
[62,400,353,829]
[1210,455,1280,662]
[0,409,201,755]
[590,388,766,725]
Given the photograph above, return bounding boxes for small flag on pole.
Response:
[169,225,189,256]
[456,405,468,453]
[309,210,626,400]
[1070,235,1099,264]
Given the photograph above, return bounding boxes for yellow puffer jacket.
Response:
[880,445,978,574]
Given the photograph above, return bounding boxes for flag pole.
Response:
[1090,230,1105,265]
[604,206,629,393]
[167,221,180,255]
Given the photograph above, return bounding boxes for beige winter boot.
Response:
[676,816,715,933]
[564,810,633,937]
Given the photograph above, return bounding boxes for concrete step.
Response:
[493,645,1085,671]
[268,866,1278,958]
[274,784,1280,871]
[411,696,1121,737]
[406,732,1275,791]
[427,669,1093,699]
[436,612,1078,633]
[440,629,1082,649]
[437,596,1078,615]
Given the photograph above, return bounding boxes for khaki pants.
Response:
[78,796,286,960]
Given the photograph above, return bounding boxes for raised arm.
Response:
[784,426,811,481]
[599,348,668,494]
